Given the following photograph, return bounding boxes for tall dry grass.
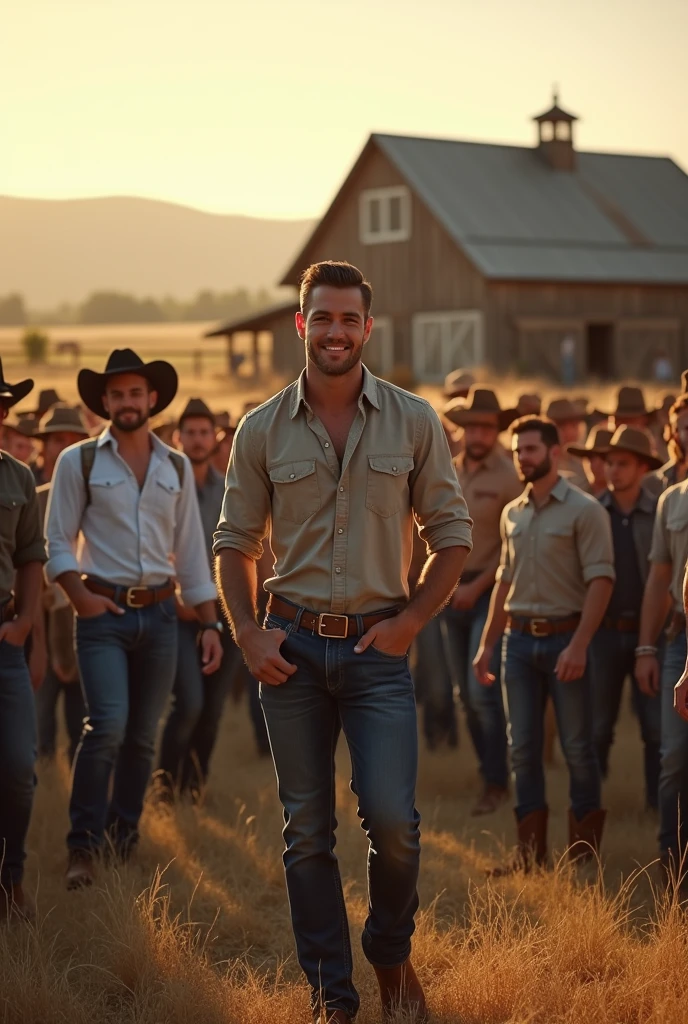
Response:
[2,693,686,1023]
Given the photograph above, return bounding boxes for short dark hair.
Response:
[299,261,373,320]
[511,416,560,448]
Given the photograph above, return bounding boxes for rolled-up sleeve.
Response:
[172,454,217,607]
[410,403,473,554]
[14,475,46,567]
[576,500,615,583]
[495,508,513,584]
[213,416,271,561]
[45,450,86,582]
[649,492,672,564]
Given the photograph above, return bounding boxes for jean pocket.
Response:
[265,614,293,637]
[158,597,178,624]
[370,644,408,661]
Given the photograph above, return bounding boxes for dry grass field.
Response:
[2,695,687,1024]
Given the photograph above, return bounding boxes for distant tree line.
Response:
[0,288,277,326]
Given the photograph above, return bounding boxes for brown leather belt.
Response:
[267,595,398,639]
[602,616,639,633]
[507,614,581,638]
[82,576,175,610]
[0,599,15,624]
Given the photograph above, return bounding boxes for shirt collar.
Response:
[600,487,656,515]
[521,473,569,506]
[457,445,504,473]
[97,424,170,462]
[289,365,380,421]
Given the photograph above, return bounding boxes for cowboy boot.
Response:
[372,959,427,1021]
[488,808,548,878]
[568,809,606,864]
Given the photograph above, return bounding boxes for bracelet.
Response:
[634,645,658,658]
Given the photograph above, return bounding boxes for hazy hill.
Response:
[0,196,314,307]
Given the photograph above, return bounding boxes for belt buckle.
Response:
[529,618,549,637]
[126,587,147,609]
[318,613,349,639]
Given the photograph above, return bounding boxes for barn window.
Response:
[412,311,484,382]
[364,316,394,377]
[359,187,411,244]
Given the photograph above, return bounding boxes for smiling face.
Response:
[296,285,373,378]
[102,373,157,432]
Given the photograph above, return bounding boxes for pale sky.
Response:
[4,0,687,220]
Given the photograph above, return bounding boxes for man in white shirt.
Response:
[46,349,222,889]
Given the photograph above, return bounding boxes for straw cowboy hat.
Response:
[545,397,588,424]
[595,386,654,421]
[444,369,476,400]
[178,397,216,429]
[443,387,517,432]
[605,425,663,470]
[0,356,34,409]
[78,348,178,420]
[35,403,90,442]
[567,426,614,460]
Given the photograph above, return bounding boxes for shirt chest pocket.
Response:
[269,460,320,524]
[154,477,182,512]
[88,475,128,511]
[543,524,574,554]
[666,511,688,547]
[366,455,414,518]
[0,491,27,546]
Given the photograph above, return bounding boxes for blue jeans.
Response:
[412,614,457,748]
[260,609,420,1019]
[69,600,178,853]
[659,632,688,858]
[0,640,36,887]
[159,621,237,793]
[590,629,661,809]
[503,629,601,820]
[35,665,85,763]
[444,592,508,788]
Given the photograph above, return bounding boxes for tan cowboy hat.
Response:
[567,426,614,459]
[35,403,89,441]
[595,386,654,421]
[78,348,178,420]
[444,369,476,399]
[605,425,663,470]
[443,387,517,432]
[545,397,587,424]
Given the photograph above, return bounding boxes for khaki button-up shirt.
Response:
[455,447,522,574]
[0,448,46,604]
[214,367,473,615]
[649,479,688,612]
[559,452,591,493]
[497,475,614,617]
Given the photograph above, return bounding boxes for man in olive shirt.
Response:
[0,359,46,920]
[445,387,522,815]
[215,261,472,1024]
[475,416,614,872]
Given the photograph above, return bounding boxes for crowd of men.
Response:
[3,258,688,1021]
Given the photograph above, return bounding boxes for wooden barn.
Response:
[207,95,688,384]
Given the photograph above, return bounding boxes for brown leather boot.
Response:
[568,809,606,864]
[65,849,96,890]
[1,882,35,924]
[373,959,427,1021]
[488,808,548,877]
[471,784,509,817]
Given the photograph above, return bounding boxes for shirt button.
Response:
[324,442,330,448]
[392,465,397,472]
[335,567,341,574]
[339,486,344,493]
[289,473,295,479]
[338,528,344,534]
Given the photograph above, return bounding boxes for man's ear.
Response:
[295,311,306,341]
[149,389,158,411]
[362,316,374,345]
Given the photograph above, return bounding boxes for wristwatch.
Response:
[199,621,225,635]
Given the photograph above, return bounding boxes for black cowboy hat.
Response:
[77,348,178,420]
[0,356,34,409]
[178,396,216,429]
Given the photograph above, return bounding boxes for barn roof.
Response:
[282,133,688,285]
[204,298,298,337]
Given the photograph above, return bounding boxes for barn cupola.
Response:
[533,90,578,171]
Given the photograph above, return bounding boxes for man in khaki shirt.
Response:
[474,416,614,874]
[444,387,522,814]
[215,261,472,1024]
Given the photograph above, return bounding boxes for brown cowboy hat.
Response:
[605,425,663,470]
[0,356,34,410]
[515,393,542,417]
[443,387,517,432]
[567,426,614,459]
[444,369,476,399]
[78,348,178,420]
[545,397,587,424]
[3,413,37,438]
[178,397,216,429]
[35,403,90,442]
[32,388,64,419]
[595,386,654,421]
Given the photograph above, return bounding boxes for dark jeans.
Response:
[260,609,420,1019]
[412,614,457,748]
[503,628,601,821]
[0,640,36,887]
[69,600,178,853]
[444,592,508,787]
[590,629,661,809]
[659,632,688,859]
[159,621,236,793]
[35,665,85,763]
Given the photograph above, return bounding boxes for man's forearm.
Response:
[215,548,260,643]
[400,546,469,634]
[639,567,673,646]
[572,577,614,647]
[194,599,219,623]
[481,580,510,649]
[14,561,44,625]
[56,570,93,610]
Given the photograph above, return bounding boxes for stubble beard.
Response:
[112,409,149,433]
[520,453,552,484]
[307,339,363,377]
